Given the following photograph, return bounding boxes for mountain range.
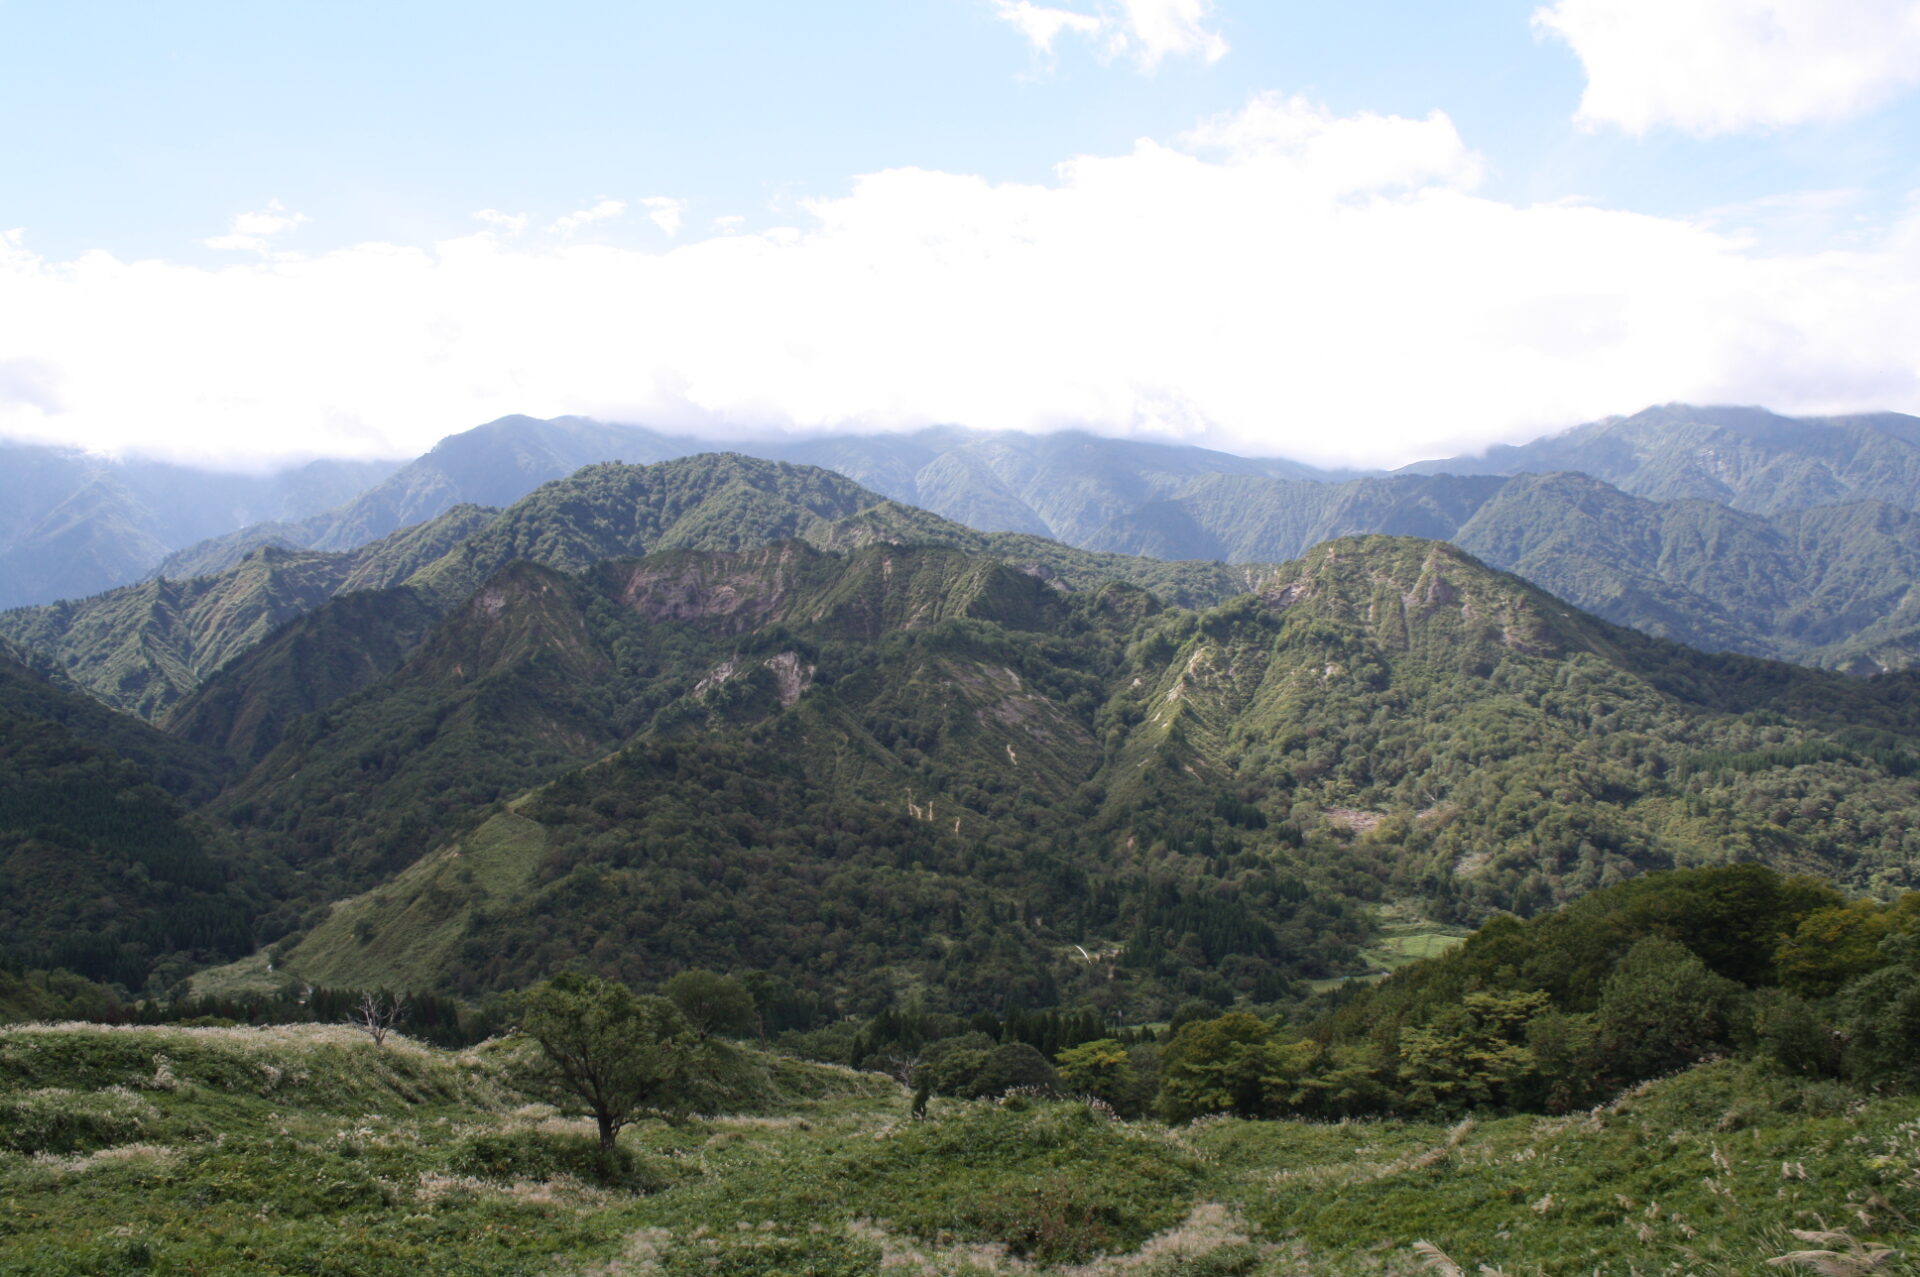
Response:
[0,441,398,610]
[12,403,1920,681]
[5,452,1919,1020]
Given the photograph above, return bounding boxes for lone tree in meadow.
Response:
[515,973,693,1152]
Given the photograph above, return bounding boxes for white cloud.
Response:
[548,198,626,236]
[474,209,529,235]
[992,1,1103,55]
[1183,93,1483,192]
[992,0,1226,71]
[204,200,307,253]
[1535,0,1920,135]
[641,197,687,237]
[3,96,1918,470]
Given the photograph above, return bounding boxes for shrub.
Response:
[656,1232,881,1275]
[449,1127,665,1192]
[0,1087,154,1154]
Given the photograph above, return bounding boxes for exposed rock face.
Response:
[763,651,814,707]
[609,545,809,632]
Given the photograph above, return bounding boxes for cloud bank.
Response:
[1535,0,1920,135]
[2,96,1917,470]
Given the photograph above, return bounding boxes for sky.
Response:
[2,0,1919,470]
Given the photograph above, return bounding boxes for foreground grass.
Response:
[1,1023,1916,1276]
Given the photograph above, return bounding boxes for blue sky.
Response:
[3,0,1919,468]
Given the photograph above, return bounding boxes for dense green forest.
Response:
[8,456,1920,1020]
[4,453,1920,1127]
[192,528,1920,1031]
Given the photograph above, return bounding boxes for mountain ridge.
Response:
[195,525,1920,1009]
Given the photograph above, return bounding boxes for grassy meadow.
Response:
[1,1021,1915,1276]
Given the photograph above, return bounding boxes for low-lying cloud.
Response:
[2,96,1917,470]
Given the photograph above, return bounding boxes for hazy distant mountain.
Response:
[148,418,1338,581]
[25,401,1920,614]
[762,428,1330,543]
[1400,404,1920,513]
[0,440,398,610]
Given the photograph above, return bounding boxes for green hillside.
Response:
[0,652,256,989]
[233,532,1920,1018]
[11,455,1920,1013]
[0,504,497,719]
[160,586,446,766]
[2,1012,1915,1275]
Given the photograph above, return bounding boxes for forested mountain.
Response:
[0,647,255,989]
[2,457,1276,729]
[0,505,498,718]
[131,404,1920,678]
[1086,469,1920,669]
[6,447,1920,1026]
[220,527,1920,1018]
[0,440,397,609]
[250,415,700,556]
[20,404,1920,679]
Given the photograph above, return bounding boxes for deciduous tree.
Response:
[516,973,692,1151]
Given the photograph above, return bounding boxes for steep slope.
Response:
[162,456,902,764]
[1451,474,1920,664]
[0,505,498,718]
[299,415,696,552]
[209,542,1089,920]
[257,547,1169,1003]
[1099,536,1920,920]
[1403,403,1920,514]
[252,536,1920,1013]
[141,416,697,580]
[160,587,445,766]
[0,476,171,611]
[401,454,882,607]
[0,642,228,802]
[0,650,257,988]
